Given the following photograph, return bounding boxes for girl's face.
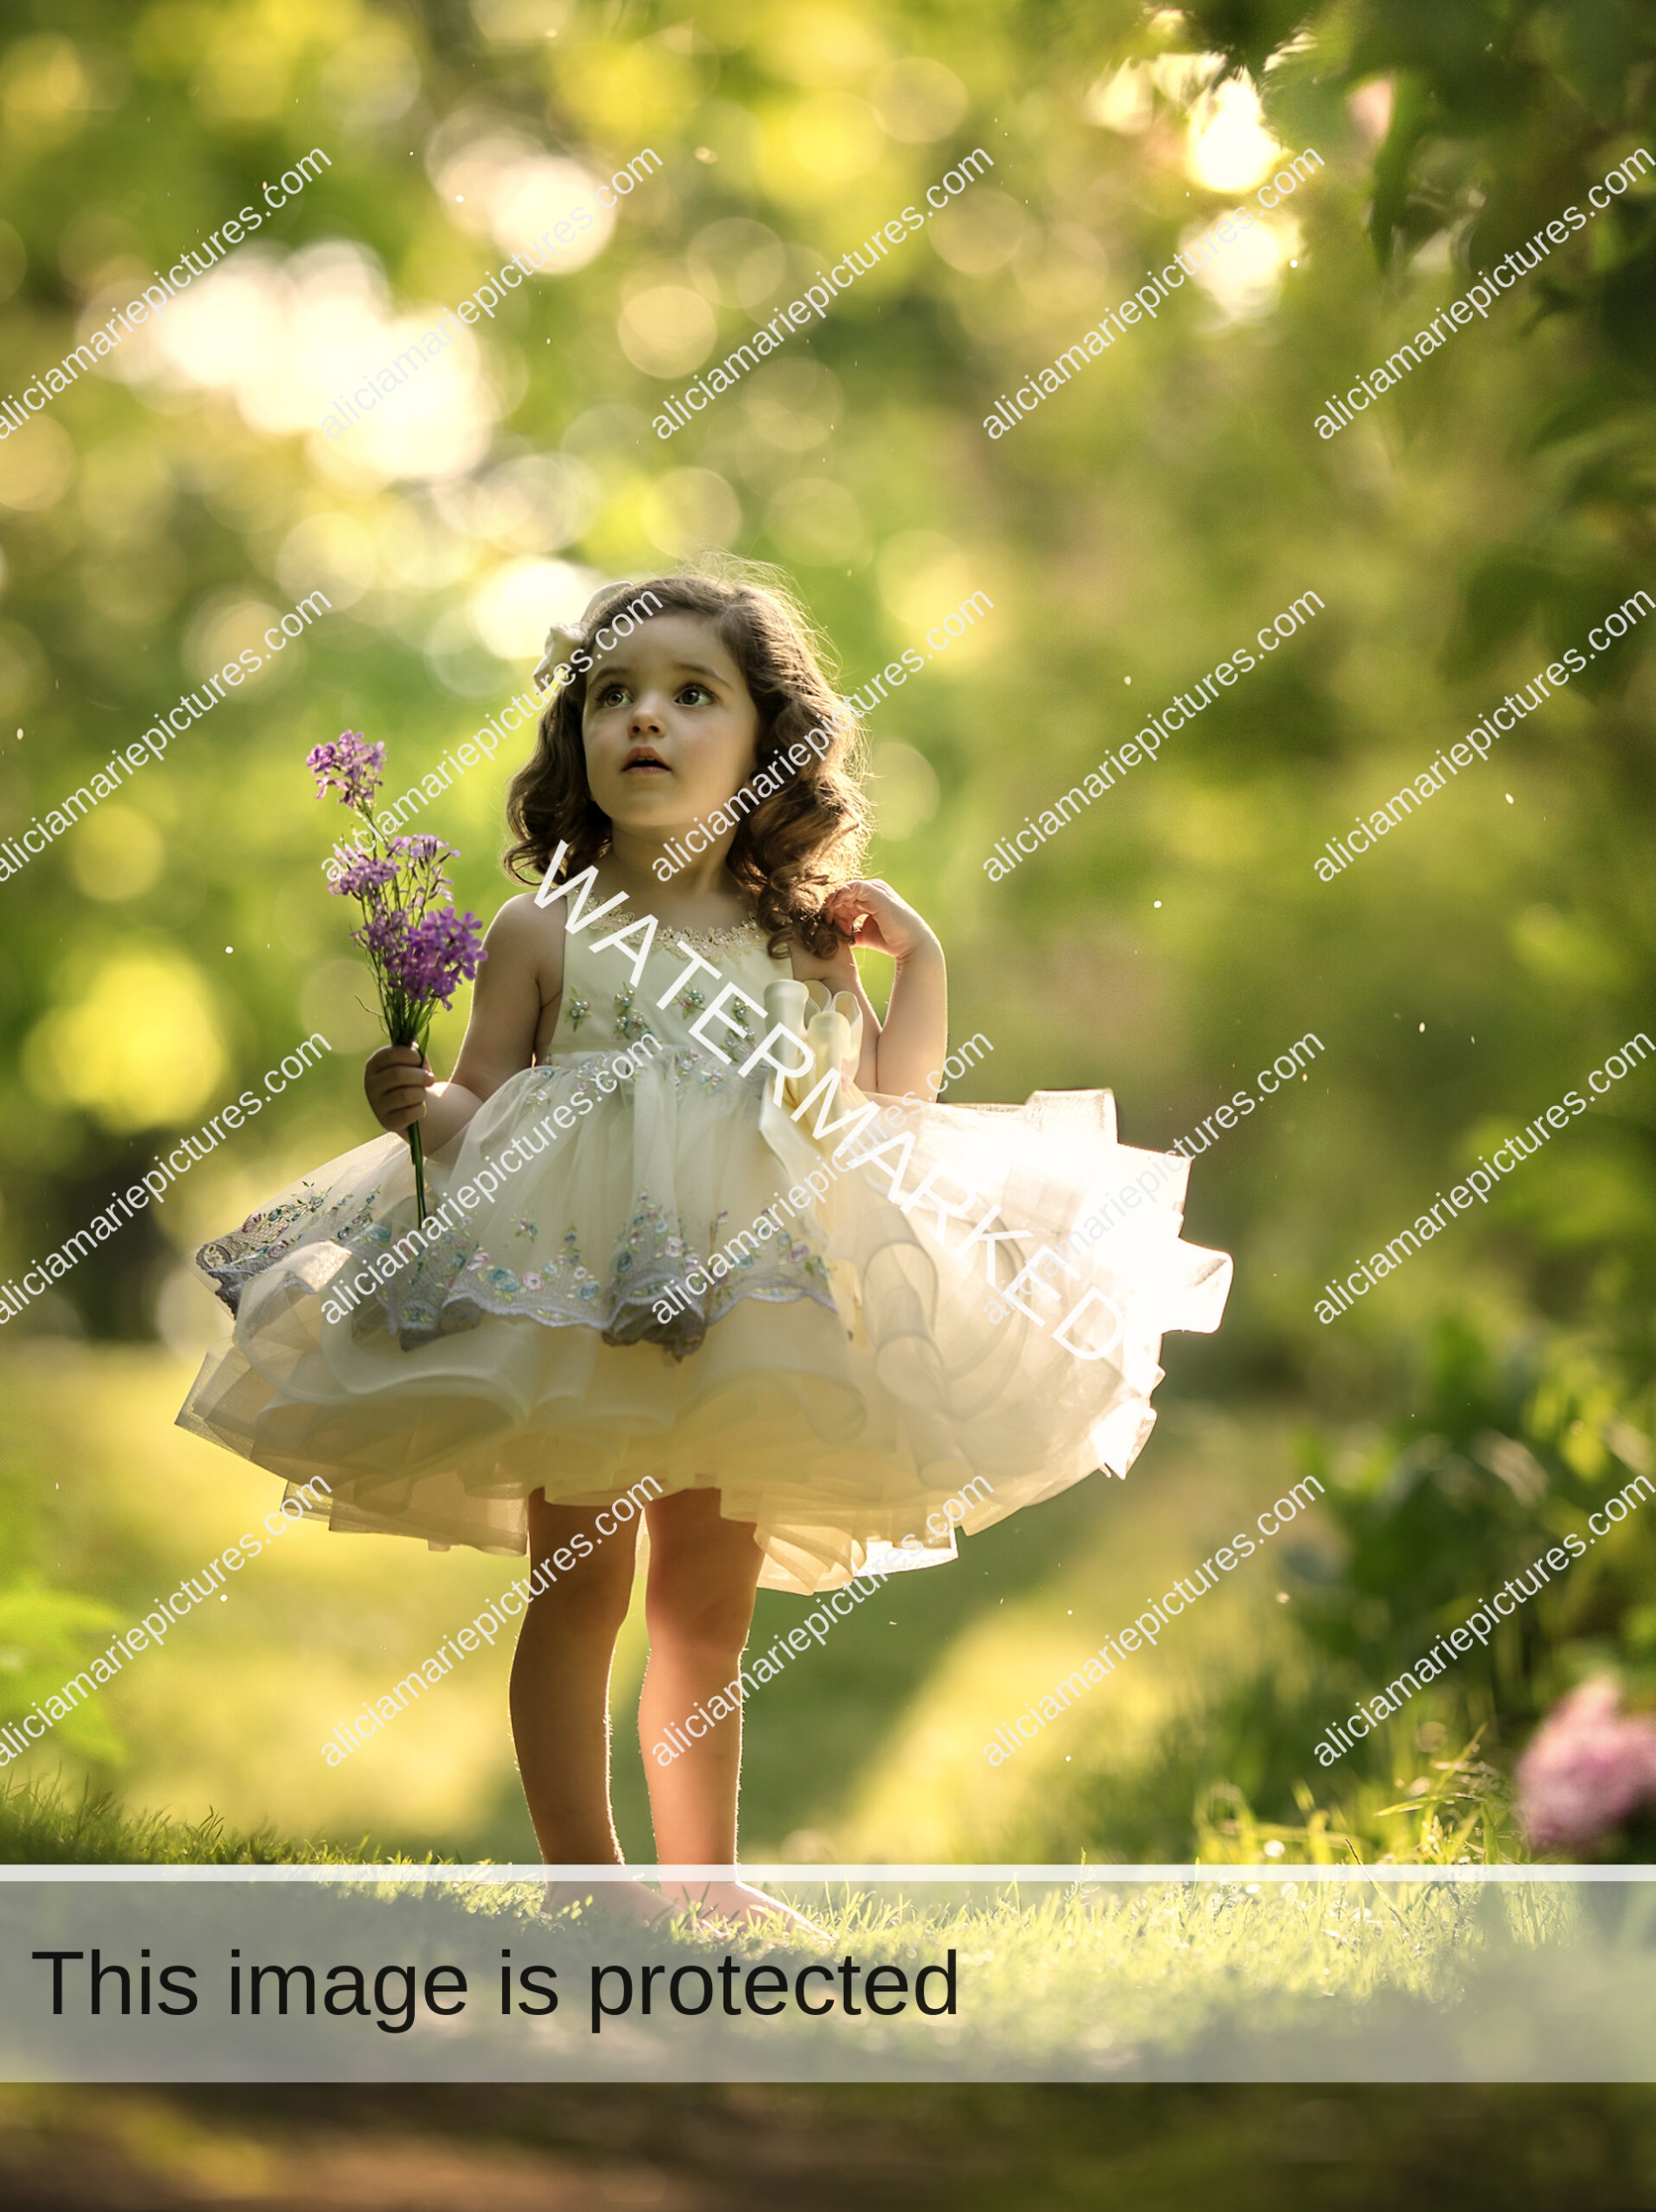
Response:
[581,613,761,838]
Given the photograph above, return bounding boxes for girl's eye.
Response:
[677,683,713,705]
[594,683,628,707]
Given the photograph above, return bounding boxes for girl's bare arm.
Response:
[364,895,560,1151]
[803,879,948,1103]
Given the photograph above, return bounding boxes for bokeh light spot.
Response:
[471,557,594,661]
[639,469,742,557]
[1185,76,1285,193]
[617,284,718,378]
[869,58,967,144]
[65,806,166,903]
[767,478,867,567]
[786,91,886,183]
[26,952,227,1131]
[0,418,76,512]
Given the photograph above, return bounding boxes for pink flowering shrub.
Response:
[1516,1679,1656,1854]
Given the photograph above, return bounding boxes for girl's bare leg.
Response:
[510,1492,668,1924]
[639,1487,821,1933]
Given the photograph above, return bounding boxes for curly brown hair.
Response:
[503,561,870,959]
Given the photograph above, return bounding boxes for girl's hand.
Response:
[365,1044,433,1134]
[823,878,940,965]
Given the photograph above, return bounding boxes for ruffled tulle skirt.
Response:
[177,1046,1230,1594]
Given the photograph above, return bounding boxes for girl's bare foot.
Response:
[659,1877,829,1939]
[539,1876,677,1927]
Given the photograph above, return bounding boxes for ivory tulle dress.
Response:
[177,895,1232,1594]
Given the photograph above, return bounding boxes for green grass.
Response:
[701,1876,1512,2070]
[0,1775,403,1867]
[4,1774,1595,2082]
[6,1761,1645,2087]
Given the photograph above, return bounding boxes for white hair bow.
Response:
[532,620,586,693]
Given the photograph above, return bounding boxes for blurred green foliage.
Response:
[0,1583,121,1763]
[1294,1317,1656,1720]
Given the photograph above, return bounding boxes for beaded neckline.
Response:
[598,894,765,956]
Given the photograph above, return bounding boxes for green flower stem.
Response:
[408,1117,429,1226]
[390,1009,432,1225]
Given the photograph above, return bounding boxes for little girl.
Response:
[179,567,1230,1924]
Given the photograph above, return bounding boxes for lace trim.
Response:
[348,1184,835,1360]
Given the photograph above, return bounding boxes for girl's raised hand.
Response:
[823,878,940,964]
[365,1043,433,1133]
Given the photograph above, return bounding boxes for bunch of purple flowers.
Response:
[309,731,485,1218]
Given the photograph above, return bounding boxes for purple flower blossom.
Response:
[308,731,385,808]
[309,729,487,1225]
[330,852,399,898]
[370,907,486,1010]
[359,910,406,961]
[1517,1679,1656,1853]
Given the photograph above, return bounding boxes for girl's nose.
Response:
[628,694,667,734]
